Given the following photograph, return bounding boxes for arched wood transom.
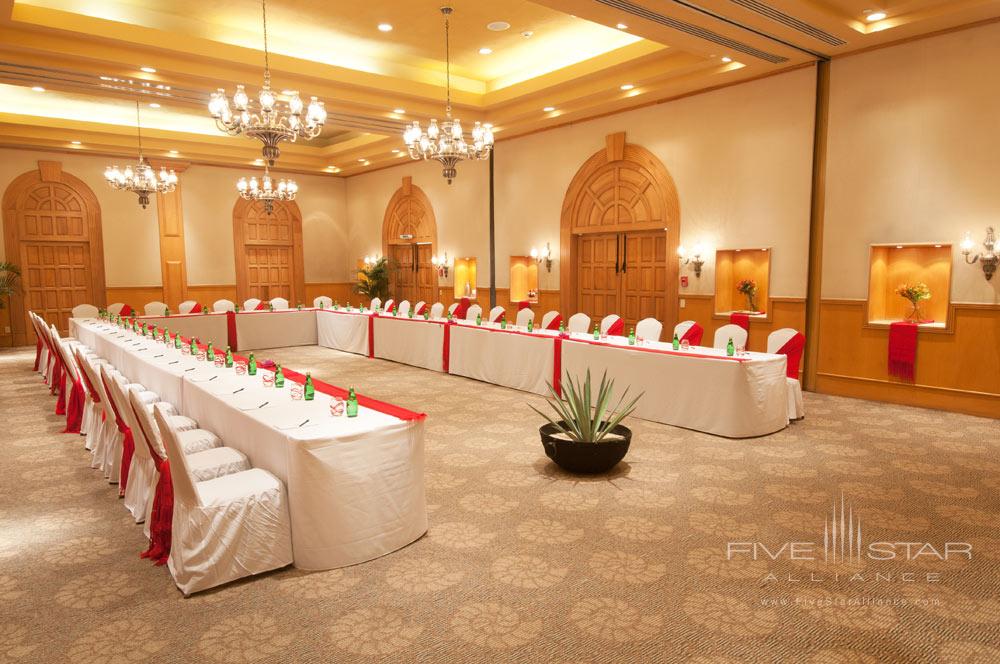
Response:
[2,160,106,342]
[233,198,305,306]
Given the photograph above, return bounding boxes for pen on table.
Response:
[258,401,269,409]
[153,354,164,358]
[232,387,245,394]
[169,360,179,365]
[208,375,217,381]
[299,418,310,427]
[185,367,196,372]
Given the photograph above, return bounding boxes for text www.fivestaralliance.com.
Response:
[758,597,942,608]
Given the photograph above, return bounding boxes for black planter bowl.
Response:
[540,422,632,474]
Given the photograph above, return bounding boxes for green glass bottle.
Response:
[235,304,240,313]
[164,306,170,317]
[628,327,636,345]
[225,346,234,368]
[162,327,168,343]
[726,337,735,357]
[333,301,339,311]
[346,387,359,417]
[558,322,565,336]
[248,352,257,376]
[297,303,303,310]
[206,342,215,361]
[304,373,315,401]
[527,318,534,333]
[268,302,275,312]
[447,311,453,322]
[408,307,414,318]
[189,337,197,355]
[593,323,600,340]
[174,332,181,349]
[202,306,208,315]
[501,318,507,330]
[672,333,680,350]
[274,364,285,388]
[423,309,430,320]
[476,312,482,326]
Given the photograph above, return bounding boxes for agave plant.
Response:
[530,369,643,443]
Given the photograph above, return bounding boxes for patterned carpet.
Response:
[1,344,998,664]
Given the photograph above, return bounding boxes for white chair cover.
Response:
[71,304,99,318]
[270,297,290,310]
[541,311,560,330]
[178,300,199,314]
[370,297,382,310]
[714,323,748,350]
[600,314,622,335]
[313,296,332,309]
[153,405,293,595]
[466,304,483,321]
[107,302,126,315]
[567,313,591,334]
[516,308,535,327]
[430,302,445,319]
[383,299,395,313]
[673,320,696,340]
[414,301,426,316]
[489,306,506,323]
[636,317,663,342]
[447,303,459,315]
[768,328,805,421]
[213,299,236,312]
[397,300,411,316]
[243,298,262,311]
[144,301,168,316]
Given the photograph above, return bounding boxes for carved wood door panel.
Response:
[389,244,416,303]
[576,233,619,325]
[233,199,304,306]
[621,231,667,334]
[415,243,437,306]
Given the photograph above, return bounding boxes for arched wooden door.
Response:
[560,133,680,335]
[2,160,106,342]
[233,199,305,306]
[382,176,437,305]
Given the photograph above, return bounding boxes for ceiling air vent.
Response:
[594,0,789,63]
[728,0,845,46]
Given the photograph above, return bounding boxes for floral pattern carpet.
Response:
[1,344,998,664]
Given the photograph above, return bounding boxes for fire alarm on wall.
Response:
[680,276,689,287]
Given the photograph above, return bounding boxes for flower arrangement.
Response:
[895,282,931,322]
[736,278,758,312]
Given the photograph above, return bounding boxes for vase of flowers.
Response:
[736,279,758,312]
[895,282,931,323]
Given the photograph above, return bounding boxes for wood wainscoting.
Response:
[681,294,806,355]
[814,299,999,418]
[101,283,355,314]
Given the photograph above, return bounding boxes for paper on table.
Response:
[188,371,223,382]
[233,395,274,411]
[273,416,324,431]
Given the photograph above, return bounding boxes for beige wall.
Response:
[346,66,818,299]
[822,20,1000,305]
[0,148,349,286]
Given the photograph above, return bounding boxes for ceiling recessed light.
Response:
[721,56,732,63]
[70,140,81,145]
[140,66,156,73]
[168,150,179,155]
[616,23,628,30]
[543,106,555,112]
[866,11,887,21]
[393,108,406,114]
[478,47,493,55]
[377,23,393,32]
[148,102,161,108]
[391,149,401,153]
[31,86,45,92]
[487,21,511,31]
[521,30,534,39]
[358,158,366,162]
[619,83,634,91]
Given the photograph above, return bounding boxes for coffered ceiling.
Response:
[0,0,997,177]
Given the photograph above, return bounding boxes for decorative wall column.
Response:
[152,160,190,306]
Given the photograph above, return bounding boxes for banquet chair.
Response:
[370,297,382,310]
[541,311,561,330]
[515,308,535,327]
[71,304,99,319]
[144,301,169,316]
[50,327,89,434]
[430,302,445,319]
[74,346,109,450]
[97,364,157,485]
[313,296,332,309]
[107,302,126,315]
[77,352,117,458]
[488,305,506,323]
[466,304,483,321]
[104,375,161,521]
[243,298,262,311]
[178,300,200,314]
[397,300,411,316]
[213,299,236,313]
[567,313,591,334]
[447,302,459,316]
[30,314,54,384]
[269,297,290,310]
[767,328,806,421]
[635,318,663,342]
[600,314,625,336]
[673,320,703,346]
[153,405,293,595]
[383,298,395,313]
[714,324,748,351]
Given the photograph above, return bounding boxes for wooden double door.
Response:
[233,199,305,306]
[577,230,667,333]
[389,243,436,305]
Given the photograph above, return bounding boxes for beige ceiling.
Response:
[0,0,998,177]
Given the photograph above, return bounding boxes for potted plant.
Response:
[530,370,643,474]
[353,256,391,304]
[736,278,758,313]
[895,282,931,323]
[0,262,21,347]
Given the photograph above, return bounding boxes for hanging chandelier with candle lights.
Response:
[402,6,494,184]
[104,100,177,209]
[207,0,326,165]
[236,166,298,215]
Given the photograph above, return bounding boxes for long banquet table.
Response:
[70,317,428,571]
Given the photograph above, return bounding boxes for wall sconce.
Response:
[530,242,553,272]
[431,251,450,278]
[677,243,706,278]
[363,254,381,267]
[961,228,997,281]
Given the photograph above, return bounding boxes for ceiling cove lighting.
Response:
[139,66,157,73]
[104,100,178,209]
[478,47,493,55]
[616,23,628,30]
[237,166,297,215]
[31,86,45,92]
[148,102,161,108]
[393,108,406,114]
[620,83,634,91]
[402,6,494,184]
[866,11,887,21]
[208,0,326,165]
[543,106,555,112]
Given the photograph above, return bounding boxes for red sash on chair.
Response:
[99,373,133,496]
[33,335,42,371]
[141,458,172,566]
[255,301,267,310]
[491,310,506,323]
[54,361,67,413]
[680,323,704,346]
[119,304,133,316]
[775,332,806,379]
[888,322,917,382]
[606,317,625,336]
[189,302,203,313]
[453,297,471,320]
[63,378,85,434]
[545,314,563,331]
[414,302,428,316]
[517,301,531,311]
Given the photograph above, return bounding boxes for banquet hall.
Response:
[0,0,998,662]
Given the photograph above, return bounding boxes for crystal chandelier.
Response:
[104,100,177,209]
[236,166,298,215]
[402,6,494,184]
[207,0,326,165]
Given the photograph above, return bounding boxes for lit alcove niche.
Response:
[509,256,539,304]
[867,243,952,329]
[453,257,477,299]
[714,248,771,317]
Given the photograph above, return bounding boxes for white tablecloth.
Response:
[560,335,789,438]
[316,309,370,356]
[69,318,428,570]
[448,321,556,395]
[373,315,446,372]
[235,310,318,350]
[134,312,230,349]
